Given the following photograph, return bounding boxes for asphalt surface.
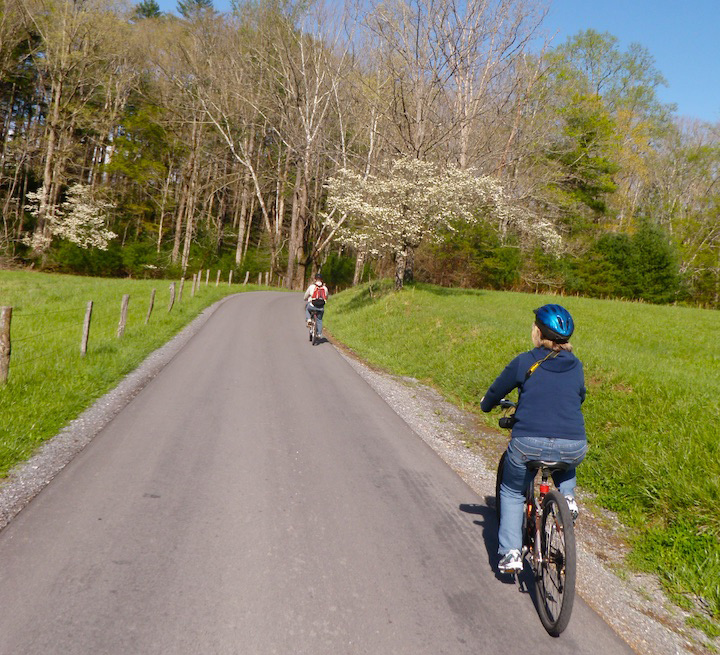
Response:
[0,292,634,654]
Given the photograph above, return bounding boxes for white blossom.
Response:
[323,157,562,260]
[25,184,117,250]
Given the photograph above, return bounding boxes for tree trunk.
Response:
[404,246,415,284]
[285,160,304,289]
[394,249,407,291]
[181,121,202,271]
[34,78,63,249]
[292,178,310,290]
[353,249,366,286]
[157,166,173,253]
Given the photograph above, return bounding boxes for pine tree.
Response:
[177,0,213,19]
[134,0,162,20]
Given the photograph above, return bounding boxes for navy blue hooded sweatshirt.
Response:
[480,347,586,440]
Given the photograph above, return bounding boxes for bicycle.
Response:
[307,309,321,345]
[495,398,577,637]
[307,297,326,346]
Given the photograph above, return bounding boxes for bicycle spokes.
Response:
[535,491,576,636]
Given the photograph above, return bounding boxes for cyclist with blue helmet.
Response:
[480,304,587,574]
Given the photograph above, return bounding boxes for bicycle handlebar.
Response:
[498,398,517,409]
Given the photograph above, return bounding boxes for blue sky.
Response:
[156,0,720,123]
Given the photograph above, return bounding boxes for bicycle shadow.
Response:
[459,498,538,602]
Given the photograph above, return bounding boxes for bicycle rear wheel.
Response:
[311,318,317,345]
[535,490,576,636]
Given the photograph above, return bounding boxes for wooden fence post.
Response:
[0,306,12,383]
[191,274,197,298]
[179,277,185,302]
[216,270,221,287]
[117,294,130,338]
[81,301,93,356]
[145,289,156,324]
[168,282,176,312]
[229,270,233,286]
[205,269,210,286]
[257,272,262,285]
[243,271,249,285]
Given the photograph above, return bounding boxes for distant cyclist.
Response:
[304,273,329,338]
[480,304,587,574]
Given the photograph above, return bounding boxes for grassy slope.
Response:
[327,280,720,628]
[0,270,261,477]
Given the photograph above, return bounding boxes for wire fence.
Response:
[0,268,277,384]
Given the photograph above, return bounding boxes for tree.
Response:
[134,0,161,20]
[572,221,680,303]
[25,183,116,250]
[324,156,560,290]
[541,30,674,234]
[177,0,212,19]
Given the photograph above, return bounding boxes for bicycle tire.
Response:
[535,490,576,636]
[523,481,534,552]
[495,452,506,523]
[311,319,317,345]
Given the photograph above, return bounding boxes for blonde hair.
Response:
[531,324,573,352]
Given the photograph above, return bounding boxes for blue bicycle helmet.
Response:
[533,304,574,343]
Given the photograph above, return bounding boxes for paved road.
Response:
[0,292,633,654]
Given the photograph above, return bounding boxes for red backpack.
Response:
[311,284,327,307]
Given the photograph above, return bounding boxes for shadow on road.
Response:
[459,498,537,602]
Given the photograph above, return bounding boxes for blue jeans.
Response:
[305,303,324,336]
[498,436,587,555]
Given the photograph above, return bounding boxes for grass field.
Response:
[1,271,717,639]
[326,280,720,636]
[0,270,258,478]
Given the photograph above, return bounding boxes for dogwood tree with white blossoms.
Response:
[25,184,117,251]
[324,157,562,290]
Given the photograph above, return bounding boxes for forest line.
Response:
[0,0,718,305]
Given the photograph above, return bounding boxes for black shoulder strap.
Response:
[524,351,560,382]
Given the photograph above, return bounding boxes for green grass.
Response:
[0,270,263,477]
[326,280,720,631]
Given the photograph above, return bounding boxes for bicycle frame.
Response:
[524,468,552,565]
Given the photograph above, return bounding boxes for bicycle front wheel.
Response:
[535,490,576,636]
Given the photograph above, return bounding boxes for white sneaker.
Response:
[565,496,579,521]
[498,549,523,574]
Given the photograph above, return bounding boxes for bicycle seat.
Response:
[526,460,570,472]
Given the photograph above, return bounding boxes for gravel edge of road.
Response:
[0,292,713,655]
[0,294,235,532]
[332,342,715,655]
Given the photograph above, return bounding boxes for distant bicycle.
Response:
[307,309,321,345]
[495,398,577,636]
